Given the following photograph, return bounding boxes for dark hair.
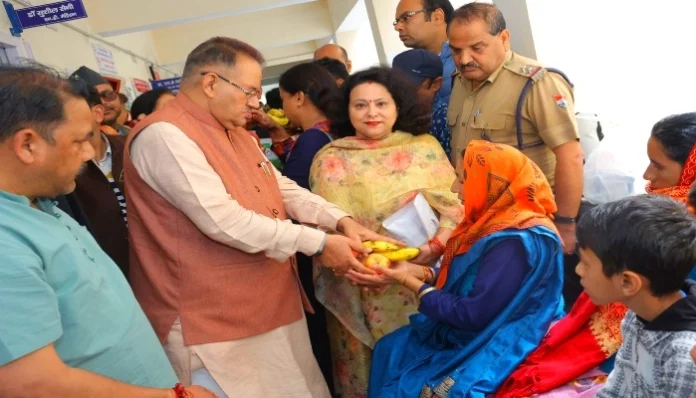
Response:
[68,77,102,108]
[423,0,455,25]
[182,37,265,79]
[650,112,696,165]
[265,88,282,109]
[130,88,173,118]
[0,64,81,144]
[451,2,506,35]
[577,195,696,297]
[279,63,343,126]
[689,183,696,209]
[313,57,349,82]
[333,67,431,138]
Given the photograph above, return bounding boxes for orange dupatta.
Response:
[437,140,559,288]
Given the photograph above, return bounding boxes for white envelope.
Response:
[382,193,439,248]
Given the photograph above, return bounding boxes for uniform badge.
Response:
[553,94,568,109]
[520,65,533,75]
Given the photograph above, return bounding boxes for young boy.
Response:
[575,194,696,397]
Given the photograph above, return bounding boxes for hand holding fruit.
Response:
[344,260,423,287]
[318,235,374,275]
[336,218,406,249]
[409,244,439,265]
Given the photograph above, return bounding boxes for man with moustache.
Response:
[0,65,216,398]
[124,37,395,397]
[70,66,131,136]
[447,3,584,258]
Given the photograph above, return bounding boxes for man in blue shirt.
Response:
[394,0,456,105]
[0,65,216,398]
[393,49,451,157]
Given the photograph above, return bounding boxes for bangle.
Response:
[421,267,435,283]
[429,237,446,255]
[418,286,437,299]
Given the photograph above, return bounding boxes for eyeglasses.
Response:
[393,9,427,26]
[99,90,118,102]
[200,71,262,100]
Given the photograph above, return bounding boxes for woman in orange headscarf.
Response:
[356,140,565,398]
[644,113,696,280]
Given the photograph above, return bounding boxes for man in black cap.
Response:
[392,48,451,157]
[69,66,130,136]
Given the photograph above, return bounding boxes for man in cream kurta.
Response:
[130,122,335,398]
[124,38,392,398]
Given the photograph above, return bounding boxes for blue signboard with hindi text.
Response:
[15,0,87,30]
[151,77,182,94]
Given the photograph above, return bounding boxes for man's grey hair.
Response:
[451,2,506,35]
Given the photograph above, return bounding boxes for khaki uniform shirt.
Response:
[448,51,579,186]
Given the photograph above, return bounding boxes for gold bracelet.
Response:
[421,266,427,281]
[418,286,437,299]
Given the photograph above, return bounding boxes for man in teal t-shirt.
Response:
[0,66,216,397]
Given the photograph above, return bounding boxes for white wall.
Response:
[337,28,380,72]
[524,0,696,187]
[527,0,696,131]
[0,0,173,101]
[493,0,535,59]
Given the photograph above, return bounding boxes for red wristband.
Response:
[173,383,192,398]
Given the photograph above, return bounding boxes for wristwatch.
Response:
[554,214,576,224]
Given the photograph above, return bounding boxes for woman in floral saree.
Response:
[309,67,463,397]
[359,140,565,398]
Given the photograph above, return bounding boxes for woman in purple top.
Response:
[277,62,343,190]
[273,62,344,395]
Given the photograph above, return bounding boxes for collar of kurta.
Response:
[174,91,227,132]
[0,189,56,215]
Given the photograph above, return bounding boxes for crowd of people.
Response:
[1,1,695,397]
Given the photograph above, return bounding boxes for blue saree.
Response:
[368,226,564,398]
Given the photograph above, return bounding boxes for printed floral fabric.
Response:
[310,131,463,397]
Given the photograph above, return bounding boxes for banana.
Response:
[267,109,289,126]
[380,248,421,262]
[363,241,401,252]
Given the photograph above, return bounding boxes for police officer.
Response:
[447,3,584,254]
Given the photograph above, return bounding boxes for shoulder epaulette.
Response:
[504,62,546,82]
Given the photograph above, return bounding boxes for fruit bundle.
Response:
[360,241,420,269]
